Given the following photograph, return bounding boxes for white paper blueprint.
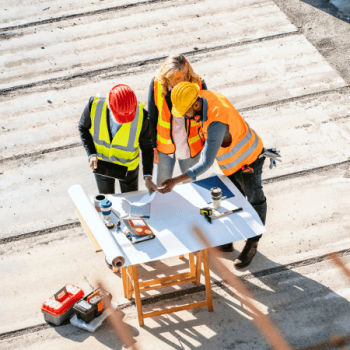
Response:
[98,174,266,267]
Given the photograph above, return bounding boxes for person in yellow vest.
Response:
[78,84,158,195]
[159,82,267,269]
[148,54,207,186]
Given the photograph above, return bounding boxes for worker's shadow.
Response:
[141,251,350,349]
[53,309,139,350]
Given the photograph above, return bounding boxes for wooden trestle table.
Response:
[75,174,265,326]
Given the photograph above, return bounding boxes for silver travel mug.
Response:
[210,187,222,209]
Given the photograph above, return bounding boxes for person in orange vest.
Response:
[148,54,207,186]
[159,82,267,269]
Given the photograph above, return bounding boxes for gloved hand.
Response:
[259,148,282,169]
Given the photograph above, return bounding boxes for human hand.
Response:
[89,156,98,170]
[153,148,159,164]
[145,176,158,194]
[158,178,177,194]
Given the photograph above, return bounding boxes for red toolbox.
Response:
[41,284,84,325]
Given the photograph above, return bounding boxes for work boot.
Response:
[234,241,258,269]
[220,243,234,252]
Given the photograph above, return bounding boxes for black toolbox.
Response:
[73,288,112,323]
[90,295,104,318]
[73,300,96,324]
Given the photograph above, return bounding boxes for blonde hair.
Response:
[156,54,201,98]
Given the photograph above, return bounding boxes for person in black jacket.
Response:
[78,84,157,195]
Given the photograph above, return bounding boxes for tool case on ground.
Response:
[90,295,104,317]
[73,288,112,323]
[86,288,112,309]
[41,284,84,325]
[73,299,96,323]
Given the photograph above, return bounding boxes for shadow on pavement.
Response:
[301,0,350,23]
[53,310,139,350]
[142,252,350,349]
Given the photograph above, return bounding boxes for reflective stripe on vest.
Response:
[89,96,144,171]
[186,119,204,157]
[154,79,204,157]
[200,90,263,176]
[219,129,260,170]
[154,80,175,154]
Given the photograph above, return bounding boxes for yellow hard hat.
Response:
[171,82,200,118]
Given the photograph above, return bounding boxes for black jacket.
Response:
[78,97,154,176]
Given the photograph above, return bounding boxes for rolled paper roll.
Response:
[69,185,126,267]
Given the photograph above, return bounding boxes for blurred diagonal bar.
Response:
[192,226,293,350]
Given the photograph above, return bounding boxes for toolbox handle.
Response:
[54,286,67,301]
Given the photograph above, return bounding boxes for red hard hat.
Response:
[108,84,137,124]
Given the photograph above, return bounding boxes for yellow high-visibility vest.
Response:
[89,95,144,171]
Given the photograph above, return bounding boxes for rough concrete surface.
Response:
[0,35,345,159]
[1,0,350,349]
[0,0,297,89]
[273,0,350,83]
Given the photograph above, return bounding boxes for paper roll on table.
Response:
[68,185,126,268]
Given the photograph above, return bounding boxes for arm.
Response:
[158,122,227,193]
[78,97,98,169]
[139,109,158,194]
[186,122,227,180]
[147,78,158,150]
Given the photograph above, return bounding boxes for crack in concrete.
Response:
[238,85,350,113]
[0,0,173,33]
[0,222,81,245]
[0,143,82,165]
[0,30,300,96]
[1,247,349,341]
[262,159,350,185]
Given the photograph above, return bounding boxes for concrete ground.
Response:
[1,0,350,349]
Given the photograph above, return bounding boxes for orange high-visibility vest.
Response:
[153,79,204,157]
[199,90,263,176]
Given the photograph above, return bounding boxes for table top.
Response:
[103,174,265,267]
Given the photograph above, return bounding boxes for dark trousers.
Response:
[227,156,267,243]
[94,167,139,194]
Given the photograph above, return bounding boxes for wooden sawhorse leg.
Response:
[196,251,202,285]
[132,265,144,326]
[202,249,214,311]
[124,249,213,326]
[121,267,127,298]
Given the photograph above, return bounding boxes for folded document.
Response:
[121,191,158,217]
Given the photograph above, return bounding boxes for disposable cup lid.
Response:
[100,199,112,208]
